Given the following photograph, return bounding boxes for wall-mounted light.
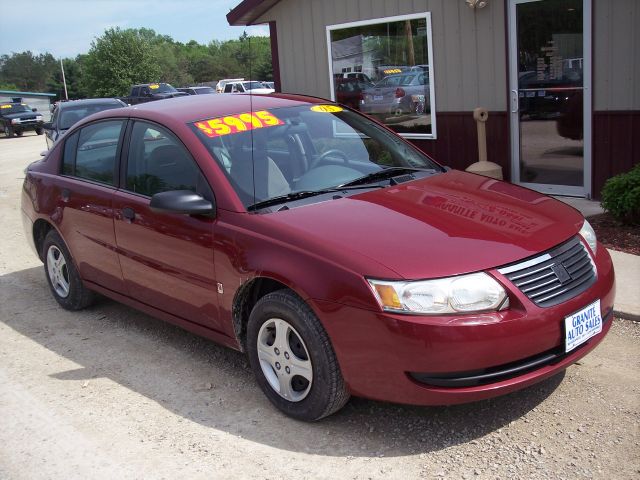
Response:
[466,0,488,8]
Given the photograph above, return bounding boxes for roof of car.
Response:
[57,98,124,109]
[117,93,329,123]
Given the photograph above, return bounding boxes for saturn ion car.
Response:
[21,93,615,421]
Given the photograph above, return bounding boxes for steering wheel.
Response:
[309,148,349,170]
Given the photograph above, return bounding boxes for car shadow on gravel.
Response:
[1,266,565,458]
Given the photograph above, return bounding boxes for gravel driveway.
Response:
[1,134,638,480]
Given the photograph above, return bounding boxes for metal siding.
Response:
[594,0,640,110]
[256,0,507,111]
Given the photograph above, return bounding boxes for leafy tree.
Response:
[82,27,161,97]
[0,51,57,91]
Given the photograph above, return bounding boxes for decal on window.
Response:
[310,105,343,113]
[194,110,285,138]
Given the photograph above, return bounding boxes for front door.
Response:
[112,120,226,334]
[508,0,591,197]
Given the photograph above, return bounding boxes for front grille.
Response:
[498,236,596,308]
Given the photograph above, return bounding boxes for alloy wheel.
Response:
[47,245,70,298]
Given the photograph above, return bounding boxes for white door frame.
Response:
[507,0,592,198]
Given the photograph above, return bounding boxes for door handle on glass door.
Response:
[511,89,519,113]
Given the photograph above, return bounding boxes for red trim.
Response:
[227,0,280,26]
[269,21,282,93]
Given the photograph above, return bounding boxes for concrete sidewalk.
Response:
[555,196,640,321]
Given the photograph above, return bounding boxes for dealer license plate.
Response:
[564,299,602,352]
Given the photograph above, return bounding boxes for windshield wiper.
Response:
[338,166,435,188]
[247,185,383,211]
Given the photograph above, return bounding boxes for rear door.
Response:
[55,119,127,293]
[112,120,224,332]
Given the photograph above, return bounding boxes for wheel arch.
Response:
[232,276,307,352]
[33,218,55,261]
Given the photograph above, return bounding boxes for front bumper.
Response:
[312,243,615,405]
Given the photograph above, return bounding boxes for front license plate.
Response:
[374,95,383,101]
[564,299,602,352]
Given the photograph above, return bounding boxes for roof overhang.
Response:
[227,0,281,26]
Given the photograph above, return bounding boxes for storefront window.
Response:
[327,13,436,139]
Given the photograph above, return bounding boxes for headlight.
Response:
[367,272,508,315]
[11,118,20,124]
[35,115,43,120]
[579,220,597,254]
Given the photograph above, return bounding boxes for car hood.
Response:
[266,170,585,279]
[2,112,39,120]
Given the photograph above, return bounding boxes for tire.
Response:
[35,127,44,135]
[15,129,23,137]
[42,230,93,310]
[247,290,350,421]
[3,125,14,138]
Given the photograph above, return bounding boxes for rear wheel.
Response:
[247,290,349,421]
[43,230,93,310]
[35,127,44,135]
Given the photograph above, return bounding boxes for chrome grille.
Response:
[498,236,597,308]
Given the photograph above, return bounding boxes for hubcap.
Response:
[256,318,313,402]
[46,245,70,298]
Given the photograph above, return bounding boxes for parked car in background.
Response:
[262,81,275,90]
[43,98,127,149]
[360,72,430,118]
[216,78,244,93]
[334,77,374,110]
[1,102,44,137]
[22,93,615,421]
[177,86,216,95]
[122,83,188,105]
[223,80,275,94]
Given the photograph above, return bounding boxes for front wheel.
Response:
[247,290,349,421]
[43,230,94,310]
[35,127,44,135]
[15,129,24,137]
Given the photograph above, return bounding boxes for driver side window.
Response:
[125,121,212,199]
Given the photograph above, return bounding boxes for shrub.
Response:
[601,164,640,225]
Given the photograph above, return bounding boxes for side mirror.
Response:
[42,122,53,130]
[32,108,38,112]
[149,190,215,217]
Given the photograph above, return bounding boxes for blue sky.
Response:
[0,0,268,58]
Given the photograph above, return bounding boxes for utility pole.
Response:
[60,59,68,100]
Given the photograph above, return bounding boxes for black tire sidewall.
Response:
[42,230,92,310]
[247,291,343,421]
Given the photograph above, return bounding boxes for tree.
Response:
[0,51,58,91]
[82,27,161,97]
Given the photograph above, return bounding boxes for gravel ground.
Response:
[1,134,639,480]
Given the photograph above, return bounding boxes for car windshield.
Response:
[149,83,177,93]
[191,104,442,210]
[1,104,31,114]
[243,81,267,90]
[58,103,123,130]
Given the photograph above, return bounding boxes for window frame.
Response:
[120,119,215,202]
[326,12,437,140]
[59,118,128,188]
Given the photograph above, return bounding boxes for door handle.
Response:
[511,89,519,113]
[122,207,136,221]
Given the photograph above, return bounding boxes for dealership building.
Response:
[228,0,638,199]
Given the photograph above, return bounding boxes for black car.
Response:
[122,83,189,105]
[1,102,44,137]
[43,98,127,149]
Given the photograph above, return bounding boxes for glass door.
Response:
[508,0,591,197]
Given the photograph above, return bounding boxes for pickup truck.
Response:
[1,102,44,137]
[121,83,188,105]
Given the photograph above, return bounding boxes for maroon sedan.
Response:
[21,94,615,421]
